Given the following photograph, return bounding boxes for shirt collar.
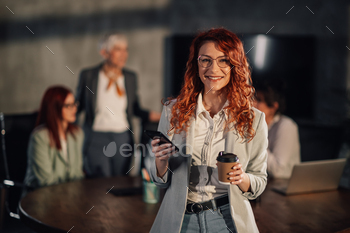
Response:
[99,70,124,81]
[196,92,206,117]
[195,92,229,120]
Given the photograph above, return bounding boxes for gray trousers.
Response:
[83,130,132,177]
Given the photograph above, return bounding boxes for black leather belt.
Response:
[185,195,229,214]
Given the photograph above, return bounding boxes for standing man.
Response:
[76,33,160,177]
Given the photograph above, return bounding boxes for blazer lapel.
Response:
[171,117,195,156]
[57,134,74,167]
[123,70,132,115]
[185,117,195,183]
[57,145,68,166]
[225,127,250,169]
[90,65,101,115]
[168,116,195,185]
[185,118,195,156]
[225,129,234,153]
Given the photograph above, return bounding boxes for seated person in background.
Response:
[254,79,300,179]
[24,86,84,189]
[76,33,160,177]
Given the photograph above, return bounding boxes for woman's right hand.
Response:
[151,139,176,162]
[151,139,177,178]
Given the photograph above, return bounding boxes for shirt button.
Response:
[204,178,208,181]
[204,142,209,145]
[209,126,213,130]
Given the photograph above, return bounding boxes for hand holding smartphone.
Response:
[144,130,179,152]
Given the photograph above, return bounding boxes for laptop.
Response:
[272,158,347,195]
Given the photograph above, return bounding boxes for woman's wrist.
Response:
[156,159,168,178]
[237,173,251,192]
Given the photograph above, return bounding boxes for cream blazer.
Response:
[149,101,268,233]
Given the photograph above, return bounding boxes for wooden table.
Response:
[19,177,350,233]
[252,179,350,233]
[19,176,160,233]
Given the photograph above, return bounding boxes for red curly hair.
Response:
[166,28,256,141]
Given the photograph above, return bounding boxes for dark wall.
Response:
[0,1,348,163]
[1,0,348,125]
[165,0,349,125]
[164,35,317,120]
[162,0,349,161]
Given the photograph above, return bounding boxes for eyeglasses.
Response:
[63,102,79,109]
[197,55,232,68]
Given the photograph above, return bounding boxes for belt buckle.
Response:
[191,202,203,214]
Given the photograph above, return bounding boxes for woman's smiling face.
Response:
[198,41,232,94]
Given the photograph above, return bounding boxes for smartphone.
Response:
[144,130,179,152]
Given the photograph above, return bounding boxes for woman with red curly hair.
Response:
[149,28,268,233]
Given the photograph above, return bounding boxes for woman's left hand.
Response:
[228,163,247,185]
[215,162,251,192]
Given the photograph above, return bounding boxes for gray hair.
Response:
[98,33,128,52]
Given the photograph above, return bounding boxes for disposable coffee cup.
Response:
[216,151,239,185]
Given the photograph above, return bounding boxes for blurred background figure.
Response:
[254,78,300,179]
[76,33,160,178]
[23,86,84,190]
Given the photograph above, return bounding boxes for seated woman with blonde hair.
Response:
[24,86,84,189]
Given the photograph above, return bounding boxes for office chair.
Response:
[0,112,37,227]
